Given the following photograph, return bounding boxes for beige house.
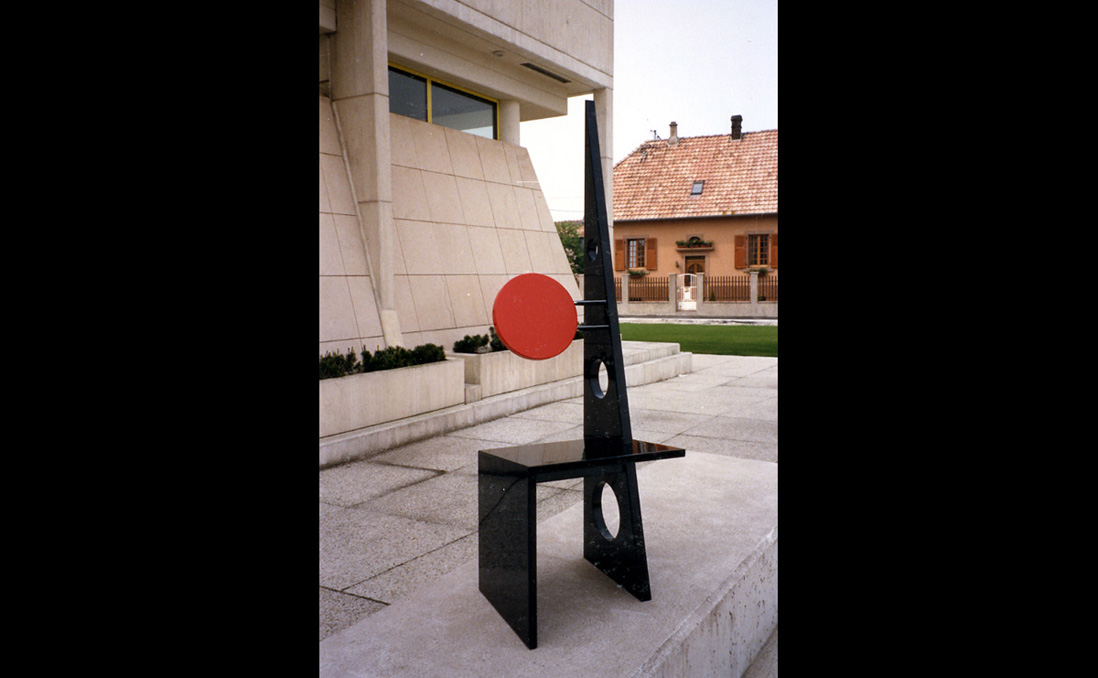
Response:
[611,117,777,280]
[319,0,614,357]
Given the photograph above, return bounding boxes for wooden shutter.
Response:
[614,238,625,271]
[770,233,778,269]
[646,238,658,270]
[734,235,747,269]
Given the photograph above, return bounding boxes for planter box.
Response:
[450,340,583,401]
[319,358,465,438]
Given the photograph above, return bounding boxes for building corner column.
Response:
[331,0,403,347]
[499,99,520,145]
[594,88,613,242]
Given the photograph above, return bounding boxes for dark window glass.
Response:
[431,83,496,139]
[388,67,427,121]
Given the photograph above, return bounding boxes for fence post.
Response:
[749,270,759,315]
[668,274,676,312]
[696,273,705,313]
[620,274,629,315]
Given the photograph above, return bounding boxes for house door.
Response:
[685,256,705,275]
[677,273,697,311]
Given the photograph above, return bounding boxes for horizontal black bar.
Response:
[577,324,609,331]
[574,299,608,306]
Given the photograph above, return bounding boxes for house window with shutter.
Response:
[748,234,769,267]
[615,237,657,271]
[627,238,646,268]
[735,233,777,270]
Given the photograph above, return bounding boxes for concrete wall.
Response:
[321,97,579,355]
[320,96,387,355]
[388,113,579,350]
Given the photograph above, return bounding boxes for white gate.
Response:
[677,274,697,311]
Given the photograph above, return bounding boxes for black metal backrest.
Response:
[581,100,632,458]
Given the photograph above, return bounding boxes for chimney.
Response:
[730,115,743,141]
[668,121,678,145]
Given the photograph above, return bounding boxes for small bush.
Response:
[488,327,505,352]
[453,333,490,353]
[319,342,447,380]
[411,343,446,365]
[369,345,412,371]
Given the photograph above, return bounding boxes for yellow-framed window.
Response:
[387,64,499,140]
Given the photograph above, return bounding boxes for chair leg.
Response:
[582,464,652,601]
[478,467,538,649]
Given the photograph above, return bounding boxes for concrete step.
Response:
[319,451,778,677]
[319,342,692,469]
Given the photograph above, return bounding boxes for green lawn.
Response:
[618,323,777,357]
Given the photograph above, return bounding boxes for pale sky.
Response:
[521,0,778,222]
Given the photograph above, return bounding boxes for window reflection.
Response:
[388,67,427,121]
[431,83,496,139]
[388,65,497,139]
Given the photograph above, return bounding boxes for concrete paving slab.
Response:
[690,355,776,378]
[319,461,439,508]
[524,423,583,444]
[319,588,388,642]
[368,435,498,473]
[640,372,738,391]
[360,471,481,530]
[448,416,579,446]
[664,434,778,463]
[319,451,777,677]
[319,506,472,590]
[347,533,478,605]
[629,407,713,435]
[681,415,778,446]
[509,400,584,423]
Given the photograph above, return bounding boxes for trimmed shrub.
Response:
[453,334,490,353]
[319,342,446,380]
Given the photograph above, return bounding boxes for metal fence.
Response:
[610,274,778,304]
[624,275,668,302]
[705,275,751,302]
[758,275,779,302]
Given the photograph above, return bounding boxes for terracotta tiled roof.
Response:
[612,129,777,222]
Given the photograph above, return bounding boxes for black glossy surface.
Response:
[480,439,685,477]
[582,101,632,458]
[477,101,684,650]
[478,439,683,649]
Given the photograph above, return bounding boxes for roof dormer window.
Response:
[691,180,705,195]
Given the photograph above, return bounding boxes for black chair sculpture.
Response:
[478,100,685,650]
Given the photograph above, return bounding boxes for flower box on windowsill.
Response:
[675,244,714,252]
[627,268,648,276]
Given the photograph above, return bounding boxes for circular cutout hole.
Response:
[588,358,610,399]
[593,481,620,540]
[586,239,599,261]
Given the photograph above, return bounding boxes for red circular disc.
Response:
[492,273,578,360]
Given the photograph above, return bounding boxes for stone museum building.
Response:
[319,0,615,357]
